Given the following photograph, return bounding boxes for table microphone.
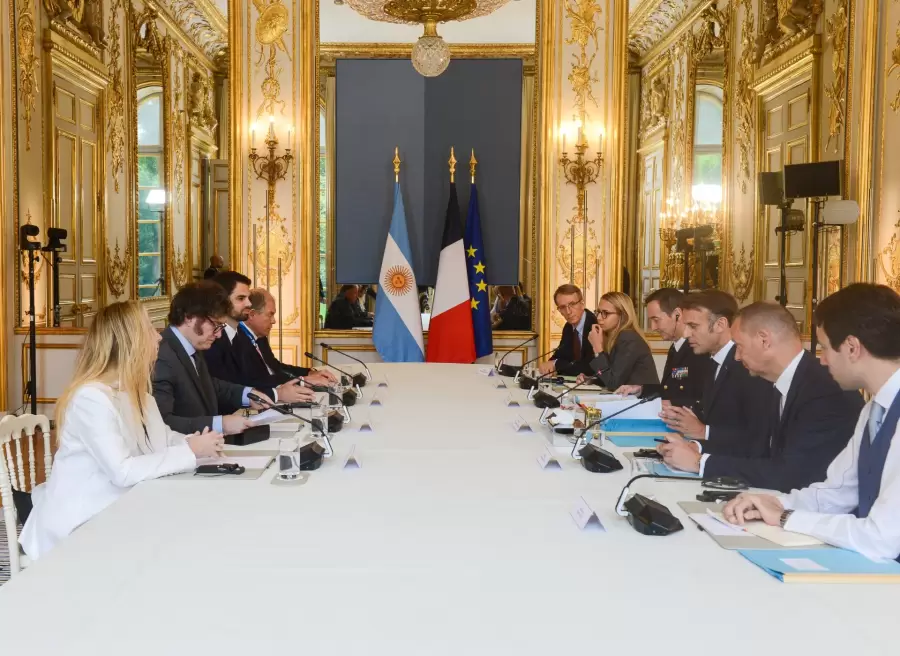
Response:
[576,392,662,437]
[532,375,599,409]
[570,392,662,470]
[321,343,373,381]
[304,351,367,389]
[512,347,558,384]
[249,392,334,457]
[614,473,688,536]
[495,335,537,377]
[517,368,560,391]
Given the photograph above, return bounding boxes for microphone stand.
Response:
[249,392,333,457]
[614,473,699,517]
[808,198,827,353]
[304,351,365,396]
[773,199,798,308]
[513,347,558,385]
[571,394,661,459]
[25,247,38,414]
[494,335,536,377]
[322,342,373,381]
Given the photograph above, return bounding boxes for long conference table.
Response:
[0,364,896,655]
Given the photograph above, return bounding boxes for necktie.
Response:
[668,344,677,358]
[253,341,273,375]
[868,402,885,443]
[572,329,582,361]
[189,352,199,374]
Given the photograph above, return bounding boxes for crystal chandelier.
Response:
[343,1,513,77]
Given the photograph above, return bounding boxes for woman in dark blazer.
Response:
[585,291,659,390]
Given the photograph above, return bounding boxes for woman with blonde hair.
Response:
[20,301,224,559]
[583,291,660,391]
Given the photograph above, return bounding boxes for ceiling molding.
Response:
[158,0,228,64]
[627,0,709,61]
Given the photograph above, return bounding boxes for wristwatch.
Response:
[779,509,794,528]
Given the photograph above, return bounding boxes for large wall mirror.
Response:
[315,44,537,337]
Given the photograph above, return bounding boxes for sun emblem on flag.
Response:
[384,265,414,296]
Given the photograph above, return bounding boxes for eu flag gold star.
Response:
[476,279,487,292]
[471,298,480,310]
[466,245,477,258]
[474,261,486,274]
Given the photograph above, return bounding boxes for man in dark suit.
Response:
[325,285,373,330]
[660,301,864,492]
[620,287,712,406]
[539,284,597,377]
[659,290,772,457]
[244,288,337,387]
[203,271,314,406]
[153,282,264,435]
[203,254,224,280]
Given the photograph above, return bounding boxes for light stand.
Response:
[42,227,68,327]
[20,225,41,414]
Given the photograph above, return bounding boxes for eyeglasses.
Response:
[210,321,227,335]
[598,309,618,320]
[556,299,584,313]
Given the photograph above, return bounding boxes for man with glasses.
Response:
[153,281,270,435]
[538,284,597,377]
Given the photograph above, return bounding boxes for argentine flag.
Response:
[373,182,425,362]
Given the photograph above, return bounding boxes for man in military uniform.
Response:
[617,288,711,409]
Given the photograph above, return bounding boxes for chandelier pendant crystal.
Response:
[343,1,513,77]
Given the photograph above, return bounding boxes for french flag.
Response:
[427,181,476,363]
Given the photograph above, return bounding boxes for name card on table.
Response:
[537,446,562,470]
[343,444,361,469]
[358,417,374,432]
[378,374,390,388]
[570,496,606,531]
[496,379,508,390]
[505,393,520,408]
[369,392,382,407]
[512,415,533,432]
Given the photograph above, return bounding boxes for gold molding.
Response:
[228,0,241,275]
[154,0,224,69]
[172,245,189,288]
[20,342,82,404]
[879,219,900,292]
[752,35,821,94]
[729,242,755,302]
[105,238,132,299]
[319,42,535,61]
[194,0,228,35]
[735,0,754,194]
[43,29,109,87]
[610,0,628,290]
[536,0,555,356]
[0,4,8,407]
[632,0,715,67]
[107,0,126,193]
[857,0,880,283]
[299,0,318,366]
[824,0,848,154]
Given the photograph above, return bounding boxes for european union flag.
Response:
[464,181,493,358]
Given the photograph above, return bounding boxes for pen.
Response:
[654,438,668,443]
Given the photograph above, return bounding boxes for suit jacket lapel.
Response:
[193,351,219,414]
[777,351,810,435]
[164,327,216,414]
[704,346,735,414]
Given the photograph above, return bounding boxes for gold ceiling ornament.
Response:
[628,0,701,60]
[107,0,125,192]
[343,1,513,76]
[824,0,848,153]
[728,242,755,302]
[164,0,228,63]
[17,0,39,152]
[880,218,900,292]
[43,0,105,55]
[736,0,755,194]
[754,0,823,65]
[105,237,132,299]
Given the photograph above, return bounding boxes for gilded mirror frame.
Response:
[314,42,539,339]
[131,7,174,308]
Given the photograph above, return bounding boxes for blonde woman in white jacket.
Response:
[20,301,225,560]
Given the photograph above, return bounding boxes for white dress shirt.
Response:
[701,341,735,443]
[780,367,900,561]
[773,350,804,416]
[19,383,197,560]
[224,323,238,343]
[673,337,686,353]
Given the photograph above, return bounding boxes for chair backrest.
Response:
[0,413,51,576]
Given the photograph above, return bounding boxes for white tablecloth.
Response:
[0,364,895,655]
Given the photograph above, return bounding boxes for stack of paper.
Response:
[196,455,274,470]
[708,512,824,547]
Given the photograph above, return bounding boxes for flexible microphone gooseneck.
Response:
[304,351,366,389]
[613,473,691,536]
[532,375,600,409]
[577,392,663,437]
[517,369,560,392]
[321,343,373,381]
[495,335,537,377]
[249,392,333,457]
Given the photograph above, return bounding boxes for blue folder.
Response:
[738,548,900,583]
[606,435,662,448]
[603,418,670,434]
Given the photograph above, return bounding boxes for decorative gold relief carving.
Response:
[134,5,167,61]
[880,219,900,292]
[824,0,848,152]
[107,0,125,192]
[252,203,295,286]
[888,24,900,113]
[172,246,189,289]
[254,0,291,120]
[105,238,131,298]
[173,52,186,206]
[282,308,299,326]
[640,69,669,137]
[736,0,755,194]
[565,0,602,117]
[43,0,106,54]
[628,0,703,59]
[670,34,690,204]
[754,0,823,65]
[17,0,39,151]
[729,243,755,302]
[188,71,218,131]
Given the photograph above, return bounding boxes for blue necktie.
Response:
[868,402,885,443]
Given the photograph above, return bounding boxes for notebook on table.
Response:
[738,548,900,583]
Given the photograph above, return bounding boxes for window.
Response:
[692,84,724,206]
[137,86,166,298]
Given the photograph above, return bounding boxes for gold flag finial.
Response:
[469,149,477,183]
[449,147,457,184]
[393,147,401,182]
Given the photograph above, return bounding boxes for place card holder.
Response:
[537,446,562,470]
[505,393,520,408]
[570,496,606,531]
[358,416,374,432]
[369,392,382,407]
[512,415,533,432]
[343,444,361,469]
[377,374,389,388]
[496,379,507,389]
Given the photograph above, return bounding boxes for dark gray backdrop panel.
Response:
[335,60,425,284]
[335,58,522,286]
